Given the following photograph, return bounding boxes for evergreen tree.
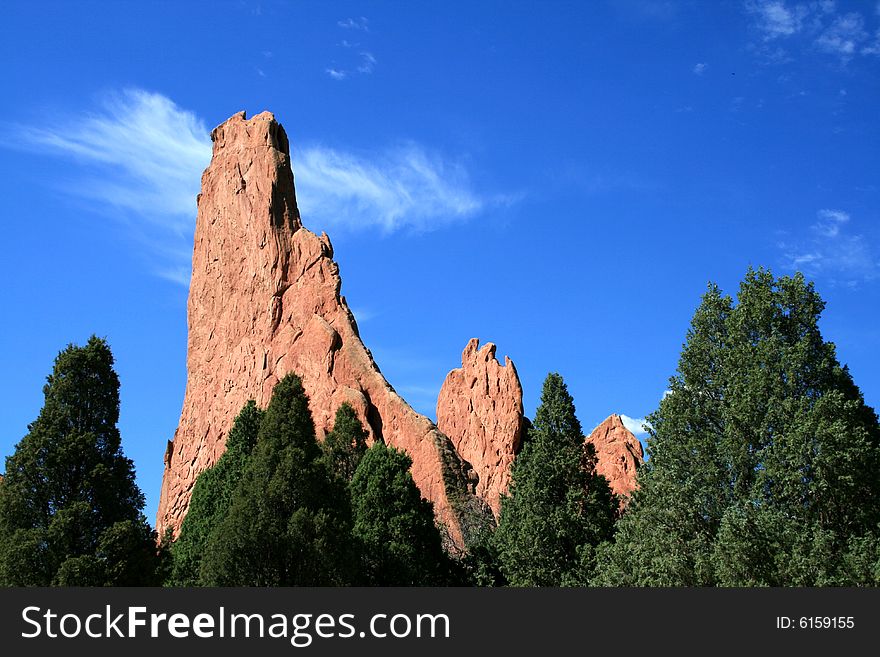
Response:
[494,373,618,586]
[199,374,355,586]
[349,442,453,585]
[322,403,368,482]
[169,400,263,585]
[594,269,880,586]
[0,336,161,586]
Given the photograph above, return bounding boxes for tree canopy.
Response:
[494,373,618,586]
[322,402,368,482]
[594,269,880,586]
[198,374,356,586]
[168,400,263,585]
[349,442,454,585]
[0,336,161,586]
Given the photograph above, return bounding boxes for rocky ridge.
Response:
[156,111,482,546]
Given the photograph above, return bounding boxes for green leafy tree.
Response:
[199,374,356,586]
[594,269,880,586]
[322,402,368,482]
[169,400,263,585]
[350,442,453,585]
[494,373,618,586]
[0,336,161,586]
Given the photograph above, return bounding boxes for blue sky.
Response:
[1,0,878,525]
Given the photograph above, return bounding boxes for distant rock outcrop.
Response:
[436,339,524,518]
[156,111,479,547]
[586,414,644,503]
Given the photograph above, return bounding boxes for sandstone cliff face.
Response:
[586,414,644,502]
[156,111,478,545]
[436,339,524,518]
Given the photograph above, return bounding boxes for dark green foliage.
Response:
[322,403,368,482]
[169,401,263,585]
[494,373,618,586]
[458,518,507,586]
[0,336,162,586]
[199,374,356,586]
[594,269,880,586]
[350,442,454,585]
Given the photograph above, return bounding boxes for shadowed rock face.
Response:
[437,339,524,518]
[586,414,644,503]
[156,111,478,546]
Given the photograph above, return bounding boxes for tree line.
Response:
[1,268,878,586]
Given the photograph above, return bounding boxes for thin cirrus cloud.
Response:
[338,17,369,31]
[744,0,880,61]
[292,143,503,233]
[7,89,211,285]
[326,17,376,79]
[779,209,878,287]
[5,89,504,284]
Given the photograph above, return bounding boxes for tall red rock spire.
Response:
[436,339,524,518]
[156,111,479,545]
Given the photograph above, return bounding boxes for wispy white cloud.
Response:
[692,62,708,74]
[744,0,879,62]
[620,414,653,436]
[4,89,511,285]
[779,209,878,286]
[746,0,807,39]
[327,19,376,79]
[357,51,376,74]
[861,28,880,54]
[814,208,848,237]
[816,12,868,59]
[338,17,369,31]
[293,143,510,233]
[5,89,211,284]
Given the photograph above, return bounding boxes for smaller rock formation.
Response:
[437,339,524,518]
[586,414,644,503]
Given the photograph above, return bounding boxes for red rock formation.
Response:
[586,414,644,502]
[437,339,523,518]
[156,111,478,546]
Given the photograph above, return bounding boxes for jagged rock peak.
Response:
[585,414,644,504]
[205,110,300,233]
[437,338,524,518]
[156,111,480,548]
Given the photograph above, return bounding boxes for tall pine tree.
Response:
[322,403,368,483]
[198,374,356,586]
[168,400,263,585]
[0,336,161,586]
[594,269,880,586]
[494,373,618,586]
[349,442,453,585]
